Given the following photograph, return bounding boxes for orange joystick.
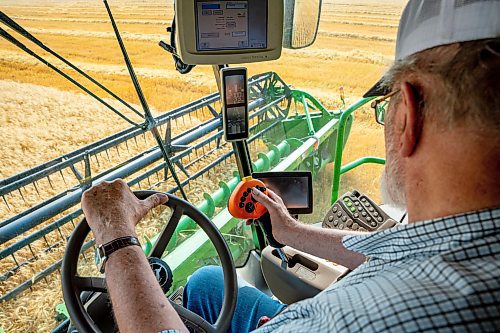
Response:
[228,177,268,219]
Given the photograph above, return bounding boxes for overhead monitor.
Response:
[175,0,283,64]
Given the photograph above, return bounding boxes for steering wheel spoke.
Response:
[74,276,107,293]
[149,205,184,258]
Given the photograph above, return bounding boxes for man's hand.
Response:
[251,187,299,245]
[81,179,168,245]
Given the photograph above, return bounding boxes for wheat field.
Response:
[0,0,406,331]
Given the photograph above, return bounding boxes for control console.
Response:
[323,190,397,232]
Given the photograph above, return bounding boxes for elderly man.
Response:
[82,0,500,332]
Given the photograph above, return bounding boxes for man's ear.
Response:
[397,82,422,157]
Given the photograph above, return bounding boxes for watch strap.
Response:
[100,236,141,258]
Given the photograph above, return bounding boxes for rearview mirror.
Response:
[283,0,322,49]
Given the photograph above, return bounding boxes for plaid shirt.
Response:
[256,207,500,332]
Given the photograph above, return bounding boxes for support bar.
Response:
[340,157,385,175]
[330,97,376,204]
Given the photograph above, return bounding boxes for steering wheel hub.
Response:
[148,257,173,294]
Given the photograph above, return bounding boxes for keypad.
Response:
[322,191,394,232]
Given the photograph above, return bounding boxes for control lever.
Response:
[256,213,285,249]
[275,248,288,264]
[256,213,287,265]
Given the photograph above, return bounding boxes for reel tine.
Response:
[47,175,54,190]
[59,169,67,185]
[18,188,27,203]
[125,140,130,153]
[56,224,66,241]
[105,148,112,162]
[33,181,41,199]
[94,153,101,168]
[2,194,11,211]
[42,235,50,248]
[27,243,38,260]
[11,253,20,268]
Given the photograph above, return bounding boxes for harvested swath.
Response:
[283,48,391,66]
[322,19,398,29]
[8,27,164,43]
[11,16,170,25]
[0,50,213,86]
[318,30,396,43]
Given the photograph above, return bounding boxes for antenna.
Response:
[103,0,188,200]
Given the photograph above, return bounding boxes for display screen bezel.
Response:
[252,171,313,214]
[194,0,269,52]
[222,68,249,141]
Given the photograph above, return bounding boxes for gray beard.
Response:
[380,142,407,210]
[380,170,406,210]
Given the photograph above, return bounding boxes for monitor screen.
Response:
[195,0,268,51]
[253,171,313,214]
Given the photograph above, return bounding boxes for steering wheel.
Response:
[62,191,238,333]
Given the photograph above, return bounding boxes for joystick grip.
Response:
[228,179,268,219]
[257,213,285,248]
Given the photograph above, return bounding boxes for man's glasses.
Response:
[371,89,400,125]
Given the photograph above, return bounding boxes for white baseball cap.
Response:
[363,0,500,97]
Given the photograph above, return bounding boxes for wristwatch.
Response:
[95,236,141,273]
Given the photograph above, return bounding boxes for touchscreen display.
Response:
[225,74,245,106]
[257,175,311,210]
[195,0,267,51]
[224,74,247,136]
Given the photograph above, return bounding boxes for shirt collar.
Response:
[342,207,500,261]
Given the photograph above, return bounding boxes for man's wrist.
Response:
[95,229,137,245]
[277,216,302,245]
[105,243,144,269]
